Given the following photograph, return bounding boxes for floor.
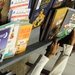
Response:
[28,44,75,75]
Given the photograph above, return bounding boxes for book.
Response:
[0,28,10,62]
[10,7,30,21]
[3,21,21,59]
[40,7,68,41]
[52,0,65,8]
[39,9,54,41]
[47,7,68,40]
[30,0,54,28]
[0,0,10,25]
[3,20,32,58]
[10,0,29,9]
[15,21,32,54]
[57,8,75,38]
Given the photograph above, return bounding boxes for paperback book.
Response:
[0,0,10,25]
[57,8,75,38]
[52,0,65,8]
[10,0,29,9]
[40,7,68,41]
[15,21,32,54]
[3,21,20,59]
[10,7,30,21]
[0,27,10,62]
[30,0,54,28]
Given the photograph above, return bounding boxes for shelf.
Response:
[0,27,50,70]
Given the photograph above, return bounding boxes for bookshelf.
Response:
[0,27,50,70]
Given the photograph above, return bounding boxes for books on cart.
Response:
[0,20,32,62]
[0,27,10,62]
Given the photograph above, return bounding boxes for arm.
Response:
[26,39,59,75]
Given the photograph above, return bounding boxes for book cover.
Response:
[15,22,32,54]
[39,9,54,41]
[0,28,10,62]
[10,0,29,9]
[52,0,65,8]
[0,0,10,25]
[47,7,68,40]
[57,8,75,38]
[41,7,68,41]
[10,8,30,21]
[30,0,54,28]
[3,21,20,59]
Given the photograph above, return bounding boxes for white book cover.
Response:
[3,21,20,59]
[10,0,29,9]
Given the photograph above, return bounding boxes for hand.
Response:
[45,39,59,58]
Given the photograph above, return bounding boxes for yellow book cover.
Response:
[15,23,32,54]
[47,7,68,40]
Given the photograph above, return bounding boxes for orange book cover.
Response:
[15,23,32,54]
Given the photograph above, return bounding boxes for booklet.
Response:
[15,21,32,54]
[0,27,10,62]
[10,7,30,21]
[57,8,75,38]
[30,0,54,28]
[3,21,20,59]
[40,7,68,41]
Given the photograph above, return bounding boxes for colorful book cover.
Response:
[30,0,54,28]
[10,7,30,21]
[10,0,29,9]
[45,7,68,40]
[57,8,75,38]
[2,21,21,59]
[0,28,10,62]
[15,22,32,54]
[0,0,10,24]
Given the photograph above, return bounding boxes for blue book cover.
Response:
[0,28,10,62]
[53,0,65,8]
[30,0,54,28]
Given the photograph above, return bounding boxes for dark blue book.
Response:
[53,0,65,8]
[0,28,10,62]
[57,8,75,38]
[30,0,54,28]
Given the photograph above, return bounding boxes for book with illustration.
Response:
[40,7,68,41]
[57,8,75,39]
[3,20,32,59]
[30,0,54,28]
[0,27,10,62]
[10,0,29,9]
[3,21,20,59]
[10,7,30,21]
[15,20,32,54]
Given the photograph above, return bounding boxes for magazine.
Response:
[0,27,10,62]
